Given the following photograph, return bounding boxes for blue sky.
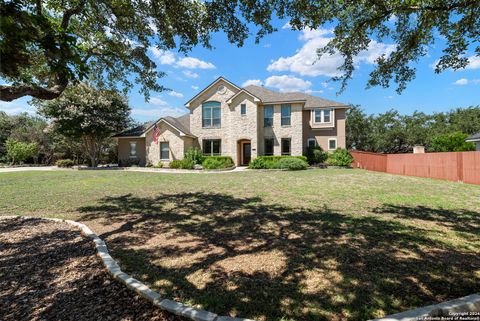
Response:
[1,20,479,122]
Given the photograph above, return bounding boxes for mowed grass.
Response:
[0,169,479,320]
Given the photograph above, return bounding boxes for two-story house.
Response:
[115,77,349,166]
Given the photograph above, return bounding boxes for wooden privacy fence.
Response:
[350,151,480,185]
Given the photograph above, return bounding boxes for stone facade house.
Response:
[115,77,349,166]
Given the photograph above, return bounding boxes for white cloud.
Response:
[465,55,480,70]
[264,75,312,92]
[454,78,469,85]
[0,101,35,115]
[304,89,324,94]
[242,79,263,87]
[183,70,199,79]
[168,90,184,98]
[263,43,271,48]
[267,28,395,77]
[149,47,176,65]
[176,57,215,69]
[191,85,199,90]
[282,22,291,29]
[149,96,168,106]
[132,106,185,118]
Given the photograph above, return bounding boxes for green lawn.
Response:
[1,169,479,321]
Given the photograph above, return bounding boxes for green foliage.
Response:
[5,138,38,164]
[146,161,153,167]
[248,156,308,169]
[201,156,234,169]
[153,162,163,168]
[185,148,204,165]
[306,146,328,165]
[169,159,195,169]
[278,157,308,170]
[36,83,131,167]
[55,159,74,168]
[326,148,354,167]
[347,106,480,153]
[2,1,478,101]
[430,132,476,152]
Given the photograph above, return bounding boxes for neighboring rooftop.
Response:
[113,121,155,137]
[466,132,480,142]
[243,85,349,108]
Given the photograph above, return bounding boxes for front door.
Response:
[242,143,251,165]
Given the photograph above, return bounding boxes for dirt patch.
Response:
[0,217,183,321]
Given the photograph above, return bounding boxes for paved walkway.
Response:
[0,166,249,174]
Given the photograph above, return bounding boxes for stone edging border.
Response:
[4,216,255,321]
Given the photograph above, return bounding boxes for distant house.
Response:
[466,133,480,151]
[114,77,349,166]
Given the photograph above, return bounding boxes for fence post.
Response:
[457,152,464,183]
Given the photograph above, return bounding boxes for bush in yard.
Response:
[202,156,234,169]
[169,159,194,169]
[306,146,328,164]
[5,139,39,165]
[153,162,163,168]
[248,156,308,169]
[55,159,74,167]
[429,131,476,152]
[278,157,308,170]
[326,148,354,167]
[184,147,204,164]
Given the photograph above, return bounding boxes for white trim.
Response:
[328,138,337,150]
[226,89,261,104]
[159,141,170,160]
[185,77,241,108]
[312,108,334,124]
[129,141,137,158]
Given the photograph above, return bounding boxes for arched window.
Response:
[202,101,221,128]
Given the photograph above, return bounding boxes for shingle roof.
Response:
[113,113,193,138]
[466,132,480,142]
[243,85,348,108]
[112,121,155,137]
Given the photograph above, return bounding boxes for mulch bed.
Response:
[0,217,183,321]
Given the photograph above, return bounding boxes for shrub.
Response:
[306,146,328,164]
[202,156,234,169]
[119,158,141,167]
[278,157,308,170]
[5,139,38,164]
[429,131,476,152]
[248,156,308,169]
[169,159,195,169]
[326,148,354,166]
[153,162,163,168]
[55,159,74,167]
[146,161,153,167]
[184,147,204,164]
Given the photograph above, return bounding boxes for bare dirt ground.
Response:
[0,217,182,321]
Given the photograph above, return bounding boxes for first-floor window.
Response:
[203,139,221,156]
[281,138,291,155]
[328,138,337,150]
[307,138,317,148]
[264,138,274,156]
[160,142,169,160]
[129,141,137,158]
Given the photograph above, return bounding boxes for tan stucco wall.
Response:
[145,122,189,166]
[117,137,146,166]
[302,108,346,152]
[257,103,304,156]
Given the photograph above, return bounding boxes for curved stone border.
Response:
[2,216,255,321]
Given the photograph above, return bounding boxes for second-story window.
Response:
[264,105,274,127]
[241,103,246,116]
[281,104,291,126]
[313,108,333,123]
[202,101,221,128]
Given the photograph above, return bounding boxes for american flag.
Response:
[153,124,159,143]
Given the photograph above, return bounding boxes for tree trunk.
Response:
[81,135,102,167]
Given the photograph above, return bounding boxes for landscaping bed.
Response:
[0,217,182,321]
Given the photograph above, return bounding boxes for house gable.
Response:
[185,77,241,109]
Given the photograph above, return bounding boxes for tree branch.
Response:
[0,82,68,101]
[61,0,87,30]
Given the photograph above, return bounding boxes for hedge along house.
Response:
[114,77,349,166]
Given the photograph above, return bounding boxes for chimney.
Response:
[413,145,425,154]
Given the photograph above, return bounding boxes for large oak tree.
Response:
[1,0,479,101]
